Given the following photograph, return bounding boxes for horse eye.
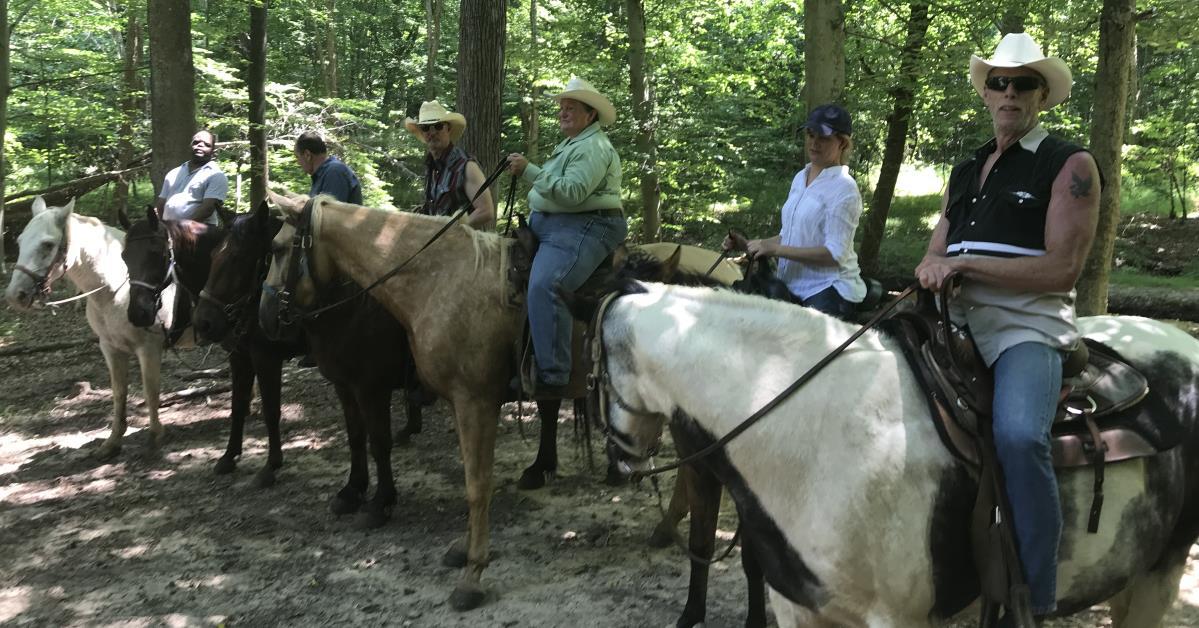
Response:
[40,242,54,251]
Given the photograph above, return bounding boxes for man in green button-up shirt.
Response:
[508,77,628,395]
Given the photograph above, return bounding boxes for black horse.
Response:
[121,206,302,487]
[193,201,427,528]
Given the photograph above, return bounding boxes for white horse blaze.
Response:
[603,283,1199,628]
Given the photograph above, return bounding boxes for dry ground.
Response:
[2,278,1199,627]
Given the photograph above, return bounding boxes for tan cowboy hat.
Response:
[970,33,1072,108]
[553,77,616,127]
[404,100,467,142]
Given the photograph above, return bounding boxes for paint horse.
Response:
[121,205,305,487]
[6,196,179,458]
[582,281,1199,627]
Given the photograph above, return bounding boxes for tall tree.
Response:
[803,0,845,110]
[1077,0,1137,316]
[997,0,1033,34]
[423,0,442,101]
[148,0,196,193]
[110,1,142,221]
[857,0,931,276]
[322,0,338,98]
[0,0,33,270]
[523,0,540,162]
[456,0,506,179]
[627,0,660,241]
[248,0,268,210]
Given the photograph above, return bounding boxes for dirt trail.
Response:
[2,286,1198,627]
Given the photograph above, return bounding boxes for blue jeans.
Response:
[800,285,856,319]
[992,341,1062,615]
[528,211,627,385]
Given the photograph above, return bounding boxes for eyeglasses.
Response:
[984,75,1044,93]
[419,122,447,133]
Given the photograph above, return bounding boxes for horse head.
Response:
[121,206,172,328]
[6,196,76,310]
[259,196,328,342]
[195,200,279,344]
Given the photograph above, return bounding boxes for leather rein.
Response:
[589,283,917,480]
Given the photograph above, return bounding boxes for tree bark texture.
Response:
[857,0,931,277]
[1077,0,1136,316]
[423,0,442,101]
[148,0,196,194]
[803,0,845,111]
[1,0,11,269]
[248,0,268,210]
[997,0,1032,34]
[111,4,142,222]
[524,0,540,161]
[323,0,338,98]
[456,0,507,179]
[626,0,660,241]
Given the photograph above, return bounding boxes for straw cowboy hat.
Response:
[404,101,467,142]
[969,32,1073,108]
[553,77,616,127]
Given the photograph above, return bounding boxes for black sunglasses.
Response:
[419,122,447,132]
[984,75,1044,93]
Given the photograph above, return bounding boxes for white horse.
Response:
[5,196,179,458]
[581,281,1199,628]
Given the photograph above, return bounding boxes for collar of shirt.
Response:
[182,159,219,175]
[799,163,849,187]
[564,122,601,146]
[312,155,339,181]
[973,124,1048,161]
[425,145,458,171]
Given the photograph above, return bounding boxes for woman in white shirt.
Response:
[723,103,866,318]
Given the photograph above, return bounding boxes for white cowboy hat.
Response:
[553,77,616,127]
[969,33,1073,108]
[404,100,467,142]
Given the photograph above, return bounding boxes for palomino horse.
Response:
[5,196,179,458]
[581,281,1199,627]
[121,206,305,487]
[264,194,607,610]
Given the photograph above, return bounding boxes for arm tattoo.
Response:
[1070,171,1094,199]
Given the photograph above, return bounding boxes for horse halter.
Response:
[126,228,179,312]
[586,291,663,463]
[15,234,69,302]
[266,199,316,340]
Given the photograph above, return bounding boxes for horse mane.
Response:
[312,195,503,275]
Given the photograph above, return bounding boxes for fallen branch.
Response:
[180,367,229,381]
[0,338,96,357]
[155,383,233,407]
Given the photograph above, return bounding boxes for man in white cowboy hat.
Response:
[506,77,627,396]
[916,32,1101,622]
[405,100,494,229]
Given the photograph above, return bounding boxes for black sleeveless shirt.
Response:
[945,127,1097,258]
[421,144,477,217]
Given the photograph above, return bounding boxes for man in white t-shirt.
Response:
[155,130,228,225]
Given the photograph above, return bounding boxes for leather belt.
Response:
[584,208,623,218]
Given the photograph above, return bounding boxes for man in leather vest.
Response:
[405,101,494,229]
[915,33,1101,624]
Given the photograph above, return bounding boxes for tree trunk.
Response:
[148,0,196,194]
[322,0,338,98]
[423,0,441,101]
[456,0,507,180]
[803,0,845,110]
[857,0,931,277]
[1,0,10,268]
[627,0,660,241]
[248,0,268,210]
[111,3,142,223]
[997,0,1032,34]
[524,0,540,161]
[1077,0,1136,316]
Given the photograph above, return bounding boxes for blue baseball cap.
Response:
[802,104,852,137]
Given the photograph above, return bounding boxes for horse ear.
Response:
[145,205,159,226]
[31,195,47,216]
[215,204,235,226]
[611,243,629,273]
[659,245,682,282]
[117,206,132,230]
[63,197,76,214]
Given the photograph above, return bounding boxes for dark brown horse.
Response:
[193,201,426,527]
[121,206,302,487]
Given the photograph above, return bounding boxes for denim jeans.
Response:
[800,285,856,319]
[992,341,1063,615]
[528,210,627,385]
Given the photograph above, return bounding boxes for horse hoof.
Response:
[448,583,486,611]
[213,455,238,475]
[95,443,121,461]
[251,467,277,489]
[329,494,362,516]
[647,525,675,549]
[517,467,552,490]
[394,429,414,447]
[442,539,469,568]
[353,508,390,530]
[604,466,628,486]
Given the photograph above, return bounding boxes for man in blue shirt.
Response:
[268,131,362,206]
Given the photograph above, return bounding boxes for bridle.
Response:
[126,227,181,315]
[14,238,69,303]
[588,283,917,480]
